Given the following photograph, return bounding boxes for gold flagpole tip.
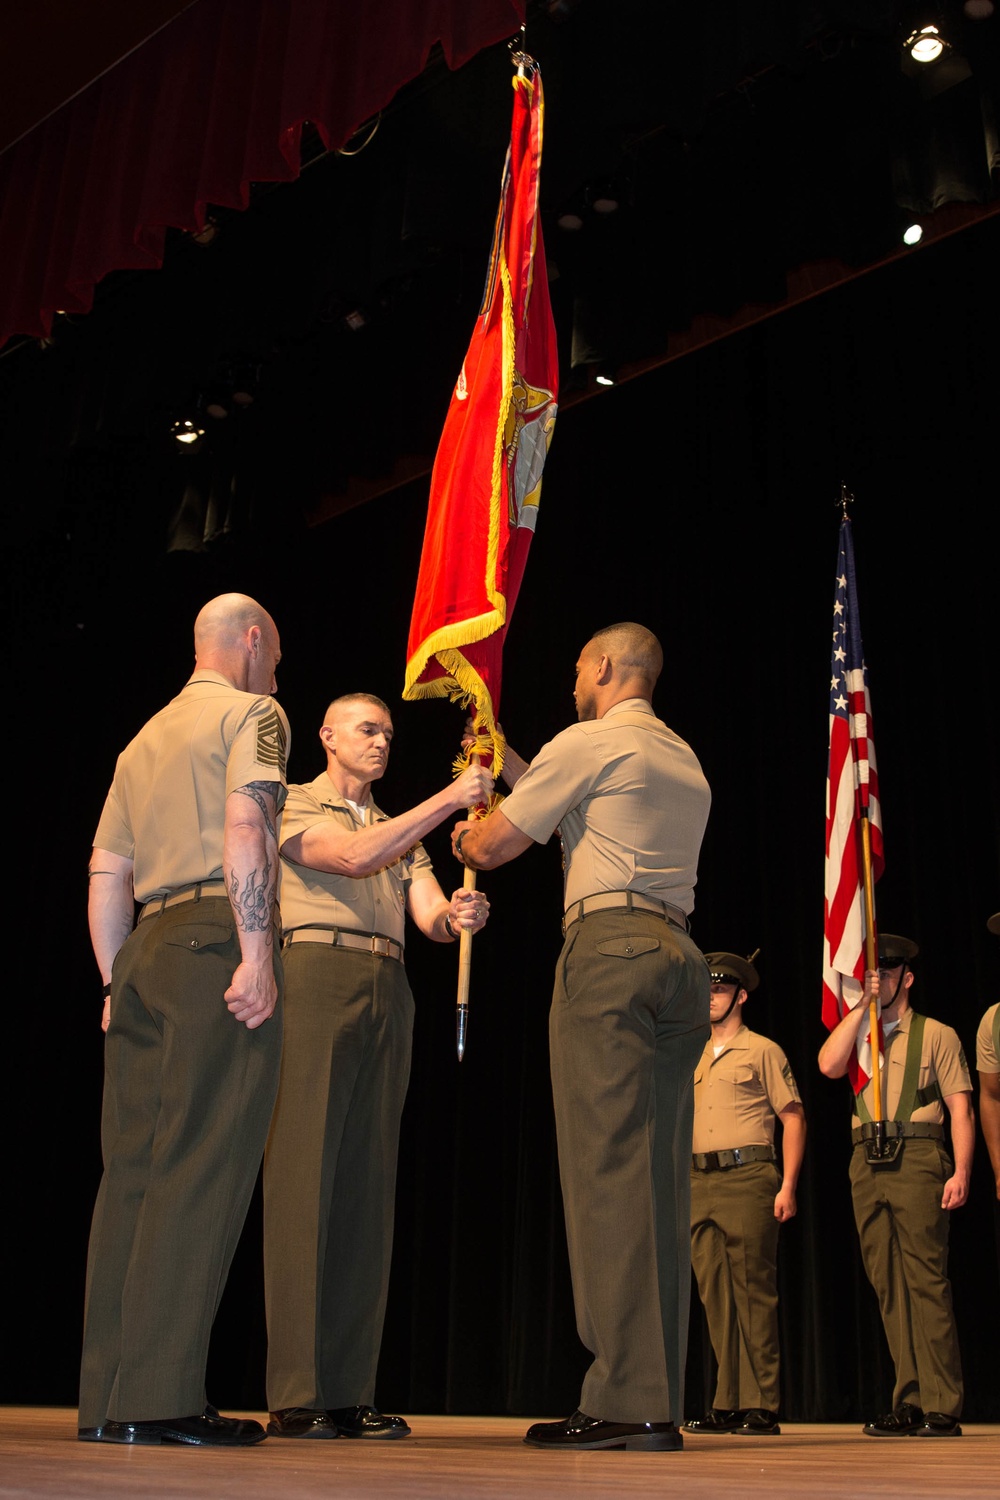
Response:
[837,482,854,519]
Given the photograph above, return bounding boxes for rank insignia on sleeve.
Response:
[256,709,288,774]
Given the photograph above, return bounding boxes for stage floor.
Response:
[2,1410,997,1498]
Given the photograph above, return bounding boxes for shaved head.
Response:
[194,594,276,657]
[193,593,280,695]
[588,622,663,692]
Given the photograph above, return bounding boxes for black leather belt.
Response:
[562,890,689,938]
[692,1144,777,1171]
[851,1121,944,1146]
[283,926,403,963]
[139,880,229,920]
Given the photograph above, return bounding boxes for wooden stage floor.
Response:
[2,1409,997,1499]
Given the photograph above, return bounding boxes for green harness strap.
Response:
[855,1012,940,1123]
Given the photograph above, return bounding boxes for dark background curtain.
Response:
[5,212,998,1419]
[0,0,525,344]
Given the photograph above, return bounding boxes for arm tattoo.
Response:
[232,780,278,841]
[229,849,275,939]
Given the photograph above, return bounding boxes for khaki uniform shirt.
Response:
[976,1002,1000,1074]
[499,698,711,914]
[851,1011,972,1129]
[278,771,435,946]
[692,1025,801,1154]
[94,670,289,904]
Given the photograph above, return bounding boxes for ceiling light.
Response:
[906,25,945,63]
[170,415,206,446]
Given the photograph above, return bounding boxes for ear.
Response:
[737,989,748,1007]
[902,968,915,992]
[319,723,336,754]
[247,624,261,656]
[595,652,613,684]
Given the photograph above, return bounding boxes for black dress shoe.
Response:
[863,1402,924,1436]
[77,1426,105,1442]
[912,1412,962,1437]
[681,1408,747,1434]
[524,1410,683,1451]
[267,1407,340,1439]
[734,1408,781,1435]
[327,1404,411,1439]
[98,1405,266,1446]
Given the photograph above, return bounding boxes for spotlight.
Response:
[170,415,206,446]
[594,366,618,388]
[902,222,924,245]
[906,25,946,62]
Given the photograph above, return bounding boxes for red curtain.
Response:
[0,0,525,345]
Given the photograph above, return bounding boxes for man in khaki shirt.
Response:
[263,693,493,1441]
[452,623,711,1453]
[81,594,288,1448]
[683,953,804,1437]
[818,934,973,1438]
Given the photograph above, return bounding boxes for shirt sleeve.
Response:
[93,768,135,859]
[976,1005,1000,1074]
[931,1022,973,1096]
[226,697,290,811]
[758,1040,802,1114]
[278,782,327,852]
[500,727,599,843]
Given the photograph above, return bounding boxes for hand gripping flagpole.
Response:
[456,750,482,1062]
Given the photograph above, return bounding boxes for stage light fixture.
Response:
[171,415,206,445]
[905,25,946,63]
[902,222,924,245]
[595,366,618,388]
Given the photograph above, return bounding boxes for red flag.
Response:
[822,516,884,1091]
[403,58,558,771]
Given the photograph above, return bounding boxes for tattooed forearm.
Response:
[232,780,278,841]
[229,849,275,937]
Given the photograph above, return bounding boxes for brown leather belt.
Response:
[851,1121,944,1146]
[562,890,689,938]
[692,1144,777,1171]
[139,880,229,921]
[283,926,404,963]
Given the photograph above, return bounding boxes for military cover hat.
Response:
[877,933,919,966]
[703,951,759,992]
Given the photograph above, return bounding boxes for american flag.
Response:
[822,515,884,1090]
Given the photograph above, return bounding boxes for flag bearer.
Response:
[817,934,973,1437]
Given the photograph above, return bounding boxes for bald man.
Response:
[452,624,712,1452]
[80,594,289,1447]
[263,694,493,1441]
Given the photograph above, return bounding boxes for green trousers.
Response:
[849,1137,963,1416]
[78,897,283,1426]
[690,1160,781,1410]
[263,943,414,1410]
[549,910,710,1424]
